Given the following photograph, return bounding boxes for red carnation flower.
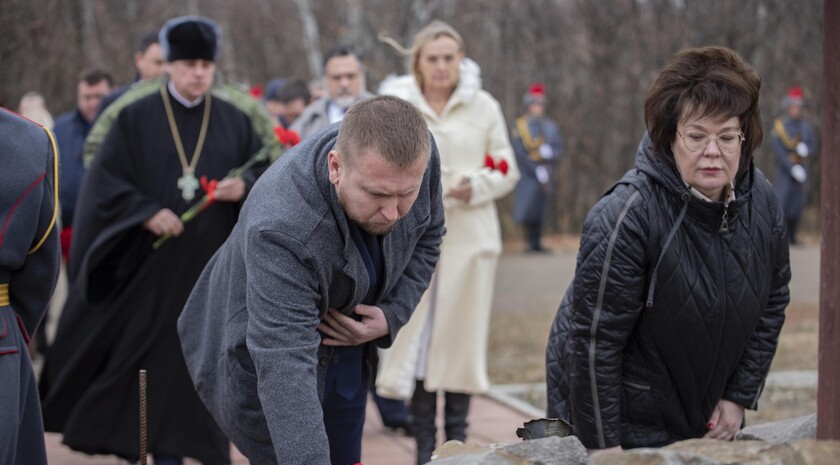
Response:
[275,126,302,147]
[484,154,495,170]
[154,122,300,249]
[200,176,219,209]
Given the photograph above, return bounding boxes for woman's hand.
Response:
[703,399,745,440]
[446,176,473,203]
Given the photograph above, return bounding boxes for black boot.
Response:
[786,218,799,245]
[444,391,470,442]
[525,222,550,253]
[373,390,414,435]
[411,380,437,465]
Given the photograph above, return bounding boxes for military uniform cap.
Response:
[523,83,546,106]
[782,86,805,107]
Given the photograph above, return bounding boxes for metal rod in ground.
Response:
[139,369,148,465]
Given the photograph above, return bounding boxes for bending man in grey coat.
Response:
[179,95,444,464]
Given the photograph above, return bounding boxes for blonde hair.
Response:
[379,20,465,91]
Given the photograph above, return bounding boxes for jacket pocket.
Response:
[620,377,673,447]
[621,375,657,424]
[622,379,651,391]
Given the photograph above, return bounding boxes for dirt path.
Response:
[492,238,821,315]
[487,238,822,383]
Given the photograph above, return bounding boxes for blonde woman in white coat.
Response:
[376,20,519,464]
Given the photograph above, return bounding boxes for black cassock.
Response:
[40,87,267,464]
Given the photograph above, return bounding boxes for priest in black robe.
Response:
[40,16,267,465]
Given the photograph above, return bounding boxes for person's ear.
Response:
[328,150,341,185]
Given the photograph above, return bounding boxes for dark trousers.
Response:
[524,221,545,251]
[372,390,411,426]
[786,218,799,244]
[322,345,367,465]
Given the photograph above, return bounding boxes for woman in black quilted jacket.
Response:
[545,46,791,453]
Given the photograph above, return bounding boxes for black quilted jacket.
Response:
[546,135,790,450]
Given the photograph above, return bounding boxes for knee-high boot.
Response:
[444,391,470,442]
[411,380,437,465]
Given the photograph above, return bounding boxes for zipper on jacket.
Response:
[712,230,728,409]
[719,203,730,233]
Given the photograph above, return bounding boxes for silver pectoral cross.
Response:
[177,169,199,201]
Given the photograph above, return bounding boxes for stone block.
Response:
[429,436,587,465]
[736,413,817,445]
[666,438,799,464]
[500,436,588,465]
[792,439,840,465]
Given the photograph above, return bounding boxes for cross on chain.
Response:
[178,170,200,201]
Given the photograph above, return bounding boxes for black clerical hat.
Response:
[160,16,220,62]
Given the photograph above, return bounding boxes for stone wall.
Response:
[429,414,840,465]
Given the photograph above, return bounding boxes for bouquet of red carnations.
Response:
[152,126,301,249]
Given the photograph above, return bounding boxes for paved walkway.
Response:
[45,393,533,464]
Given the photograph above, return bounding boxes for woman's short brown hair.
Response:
[645,46,762,174]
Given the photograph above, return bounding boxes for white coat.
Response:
[376,59,519,398]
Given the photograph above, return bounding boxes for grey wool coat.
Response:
[289,92,374,142]
[1,108,60,465]
[178,123,444,464]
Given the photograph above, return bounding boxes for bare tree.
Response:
[80,0,104,67]
[186,0,199,15]
[212,0,239,80]
[293,0,323,78]
[0,0,823,237]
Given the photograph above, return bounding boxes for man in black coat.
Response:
[40,16,267,465]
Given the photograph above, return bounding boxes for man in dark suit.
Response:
[291,45,372,141]
[179,95,445,465]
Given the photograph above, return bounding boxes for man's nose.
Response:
[380,203,398,222]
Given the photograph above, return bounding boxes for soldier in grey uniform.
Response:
[0,107,61,465]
